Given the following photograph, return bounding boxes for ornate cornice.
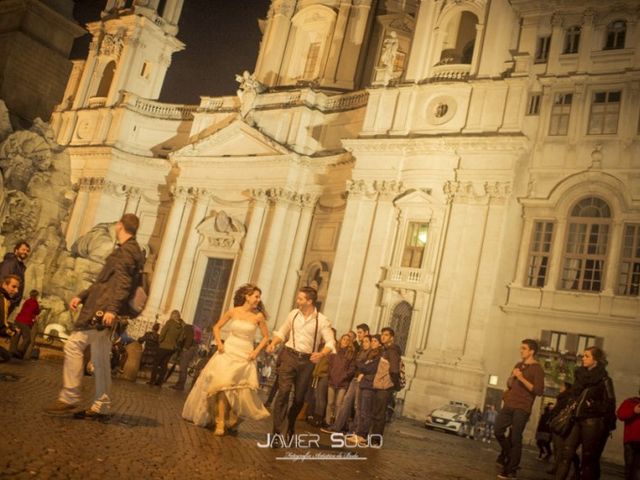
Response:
[443,180,512,204]
[250,187,319,208]
[346,179,406,200]
[343,135,530,155]
[78,177,105,192]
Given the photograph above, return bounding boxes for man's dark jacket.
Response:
[75,237,144,329]
[0,253,26,312]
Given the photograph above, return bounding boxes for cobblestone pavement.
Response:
[0,354,625,480]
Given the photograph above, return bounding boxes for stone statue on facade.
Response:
[374,31,402,87]
[235,70,266,121]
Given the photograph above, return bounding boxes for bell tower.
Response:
[60,0,185,110]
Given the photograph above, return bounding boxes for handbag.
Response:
[373,357,394,390]
[549,387,589,437]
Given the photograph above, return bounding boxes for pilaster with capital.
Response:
[275,192,319,323]
[254,0,295,86]
[255,187,311,320]
[232,188,271,293]
[144,186,190,316]
[324,179,403,333]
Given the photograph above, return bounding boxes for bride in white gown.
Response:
[182,284,270,435]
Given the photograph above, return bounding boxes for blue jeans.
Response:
[331,377,358,431]
[356,388,375,438]
[494,406,531,474]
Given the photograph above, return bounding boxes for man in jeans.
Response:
[495,339,545,479]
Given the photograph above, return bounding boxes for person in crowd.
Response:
[617,388,640,480]
[536,403,554,460]
[483,404,497,444]
[139,322,160,371]
[555,347,616,480]
[466,407,482,439]
[0,275,21,362]
[9,289,40,359]
[264,344,282,408]
[182,284,270,436]
[44,214,144,418]
[149,310,185,387]
[371,327,402,442]
[0,240,30,313]
[325,333,356,427]
[171,322,198,391]
[310,333,333,427]
[355,323,370,351]
[266,286,335,446]
[347,334,382,446]
[495,339,545,480]
[547,382,580,477]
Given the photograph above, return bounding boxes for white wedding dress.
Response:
[182,319,270,427]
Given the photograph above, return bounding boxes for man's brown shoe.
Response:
[43,400,79,416]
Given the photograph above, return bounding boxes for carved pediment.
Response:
[196,210,246,249]
[177,120,290,158]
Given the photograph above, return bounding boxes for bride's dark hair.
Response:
[233,283,268,318]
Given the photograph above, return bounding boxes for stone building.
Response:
[0,0,85,123]
[48,0,639,461]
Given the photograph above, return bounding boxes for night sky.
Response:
[72,0,271,104]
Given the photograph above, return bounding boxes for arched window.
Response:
[561,197,611,292]
[96,61,116,98]
[604,20,626,50]
[564,26,581,54]
[390,301,412,355]
[438,11,478,65]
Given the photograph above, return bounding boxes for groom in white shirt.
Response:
[266,286,335,446]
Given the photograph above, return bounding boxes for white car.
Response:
[424,401,474,435]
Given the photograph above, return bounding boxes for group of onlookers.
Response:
[262,322,404,446]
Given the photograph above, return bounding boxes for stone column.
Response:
[255,188,295,318]
[602,220,624,296]
[323,2,351,82]
[233,189,270,291]
[274,193,318,323]
[576,12,594,74]
[404,0,439,82]
[324,180,378,334]
[79,178,106,237]
[353,181,405,328]
[254,0,295,86]
[169,190,210,312]
[144,186,189,316]
[546,16,564,74]
[160,188,197,312]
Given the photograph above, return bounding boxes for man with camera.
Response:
[0,275,21,362]
[44,214,145,419]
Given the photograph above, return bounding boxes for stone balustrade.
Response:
[120,92,197,120]
[430,64,472,81]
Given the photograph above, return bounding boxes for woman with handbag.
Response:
[547,382,580,476]
[555,346,617,480]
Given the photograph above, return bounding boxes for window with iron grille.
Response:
[401,222,428,268]
[526,221,555,287]
[549,93,572,136]
[618,224,640,296]
[563,26,581,54]
[604,20,626,50]
[561,197,611,292]
[588,90,621,135]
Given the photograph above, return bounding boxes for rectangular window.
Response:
[526,221,555,287]
[618,224,640,296]
[588,90,621,135]
[561,222,609,291]
[535,36,551,63]
[549,331,568,353]
[302,42,321,80]
[401,222,428,268]
[527,94,541,116]
[549,93,572,136]
[140,61,151,79]
[563,26,581,54]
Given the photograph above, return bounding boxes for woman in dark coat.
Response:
[555,346,616,480]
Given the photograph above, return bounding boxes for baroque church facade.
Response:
[45,0,639,460]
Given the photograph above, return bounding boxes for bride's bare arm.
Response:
[213,309,234,353]
[249,313,270,360]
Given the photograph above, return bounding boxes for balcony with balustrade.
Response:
[380,266,432,292]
